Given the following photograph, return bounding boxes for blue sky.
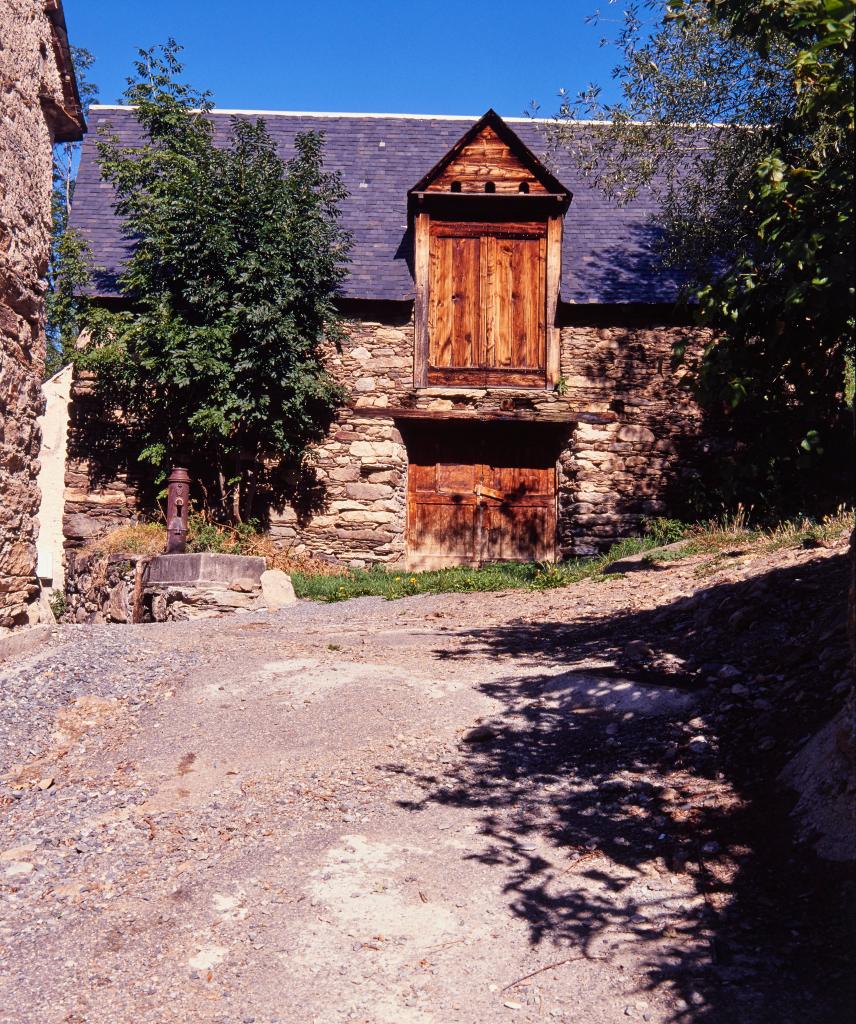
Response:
[63,0,625,117]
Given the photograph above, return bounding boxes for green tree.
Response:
[44,46,98,379]
[79,41,350,521]
[552,0,854,515]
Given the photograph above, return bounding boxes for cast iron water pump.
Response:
[165,467,191,553]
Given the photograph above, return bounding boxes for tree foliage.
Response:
[552,0,854,514]
[78,41,350,521]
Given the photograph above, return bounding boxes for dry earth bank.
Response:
[0,537,853,1023]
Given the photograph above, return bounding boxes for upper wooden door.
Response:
[406,424,557,569]
[427,221,547,388]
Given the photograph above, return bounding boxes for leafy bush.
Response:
[643,517,688,545]
[48,591,67,622]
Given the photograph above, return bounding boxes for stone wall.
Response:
[63,369,143,549]
[0,0,82,626]
[63,551,268,624]
[61,307,709,566]
[267,312,413,566]
[63,551,141,625]
[558,320,706,555]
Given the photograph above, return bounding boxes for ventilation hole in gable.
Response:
[484,181,496,194]
[450,181,462,193]
[518,182,530,194]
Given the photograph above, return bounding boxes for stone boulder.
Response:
[260,569,297,611]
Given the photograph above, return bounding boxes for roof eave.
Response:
[43,0,86,142]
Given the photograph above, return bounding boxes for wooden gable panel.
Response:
[426,125,549,195]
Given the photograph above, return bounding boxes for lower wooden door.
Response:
[406,423,557,569]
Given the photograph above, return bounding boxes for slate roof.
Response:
[70,106,688,305]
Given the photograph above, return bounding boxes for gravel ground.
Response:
[0,541,852,1024]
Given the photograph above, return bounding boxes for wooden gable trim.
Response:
[413,211,430,388]
[545,215,563,387]
[408,109,570,203]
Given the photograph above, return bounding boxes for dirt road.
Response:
[1,541,852,1023]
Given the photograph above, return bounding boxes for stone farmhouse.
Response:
[0,0,84,627]
[65,106,707,569]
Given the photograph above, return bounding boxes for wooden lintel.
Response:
[348,405,616,425]
[411,191,567,200]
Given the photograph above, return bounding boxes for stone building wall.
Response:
[557,321,706,554]
[61,308,708,566]
[63,369,143,548]
[267,313,413,565]
[0,0,82,626]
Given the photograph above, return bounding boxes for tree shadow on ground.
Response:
[391,551,855,1022]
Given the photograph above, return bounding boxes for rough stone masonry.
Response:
[0,0,83,626]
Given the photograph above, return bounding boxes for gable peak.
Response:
[410,109,569,199]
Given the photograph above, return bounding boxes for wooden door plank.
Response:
[428,234,453,367]
[494,237,515,369]
[480,234,497,369]
[451,236,480,368]
[510,239,533,369]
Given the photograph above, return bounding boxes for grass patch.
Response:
[77,505,853,604]
[292,535,662,603]
[676,504,853,558]
[652,504,854,578]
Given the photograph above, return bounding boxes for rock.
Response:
[151,594,168,622]
[104,582,130,623]
[462,723,498,743]
[147,553,265,586]
[604,540,690,574]
[0,844,37,862]
[63,513,103,542]
[717,664,742,681]
[260,569,297,611]
[688,735,709,754]
[624,640,654,659]
[730,683,749,696]
[229,577,257,593]
[37,776,54,790]
[5,861,34,877]
[728,608,752,630]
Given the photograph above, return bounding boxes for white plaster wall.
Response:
[36,363,72,591]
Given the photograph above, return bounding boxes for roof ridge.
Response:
[86,104,607,125]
